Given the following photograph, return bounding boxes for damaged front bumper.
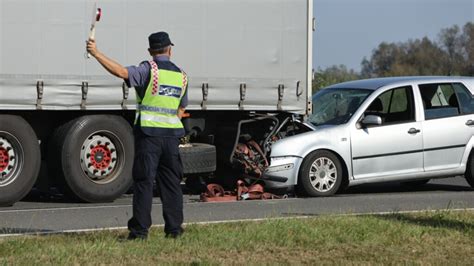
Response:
[262,156,302,189]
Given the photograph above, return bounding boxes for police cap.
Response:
[148,32,174,50]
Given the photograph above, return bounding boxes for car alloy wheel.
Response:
[297,150,343,197]
[308,156,337,193]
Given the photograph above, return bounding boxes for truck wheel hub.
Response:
[0,136,16,184]
[0,147,9,172]
[90,145,111,169]
[80,135,117,180]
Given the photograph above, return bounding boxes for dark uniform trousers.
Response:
[127,130,184,237]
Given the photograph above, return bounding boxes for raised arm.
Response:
[86,39,129,79]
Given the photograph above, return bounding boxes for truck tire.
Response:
[0,115,41,206]
[180,143,216,174]
[297,150,343,197]
[49,115,134,203]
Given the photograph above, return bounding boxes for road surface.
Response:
[0,176,473,236]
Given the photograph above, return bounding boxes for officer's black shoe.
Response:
[127,233,148,241]
[165,228,184,239]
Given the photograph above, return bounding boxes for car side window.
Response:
[452,83,474,114]
[364,86,415,125]
[419,83,460,119]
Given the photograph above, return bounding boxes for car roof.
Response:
[325,76,474,92]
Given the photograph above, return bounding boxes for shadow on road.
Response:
[343,180,473,196]
[373,212,474,232]
[0,227,53,235]
[20,189,82,204]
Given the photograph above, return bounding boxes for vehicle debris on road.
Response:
[200,180,288,202]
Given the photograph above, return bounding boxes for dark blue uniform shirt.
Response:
[125,55,188,137]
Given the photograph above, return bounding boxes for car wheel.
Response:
[464,152,474,188]
[0,115,41,206]
[297,150,343,197]
[49,115,134,202]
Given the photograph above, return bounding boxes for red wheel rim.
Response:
[0,134,20,186]
[0,147,9,172]
[89,144,112,170]
[80,133,119,183]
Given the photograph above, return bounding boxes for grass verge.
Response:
[1,209,473,265]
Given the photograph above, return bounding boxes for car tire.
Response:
[297,150,343,197]
[180,143,216,174]
[464,152,474,188]
[48,115,134,203]
[0,115,41,206]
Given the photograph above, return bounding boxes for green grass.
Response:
[1,210,473,265]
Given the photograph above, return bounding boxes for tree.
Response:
[362,42,403,77]
[361,38,448,77]
[402,37,448,75]
[312,64,359,93]
[438,24,466,75]
[314,23,473,91]
[461,22,474,75]
[360,22,473,77]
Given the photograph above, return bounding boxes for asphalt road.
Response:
[1,176,473,236]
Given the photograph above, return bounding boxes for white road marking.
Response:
[0,204,133,214]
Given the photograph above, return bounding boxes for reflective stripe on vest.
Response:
[135,60,187,129]
[138,104,178,115]
[140,113,182,125]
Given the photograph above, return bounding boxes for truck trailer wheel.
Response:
[180,143,216,174]
[0,115,41,206]
[49,115,133,203]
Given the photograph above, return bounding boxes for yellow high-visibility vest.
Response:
[135,60,187,129]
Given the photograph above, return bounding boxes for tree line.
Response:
[313,22,473,93]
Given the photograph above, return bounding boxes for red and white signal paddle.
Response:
[86,2,102,58]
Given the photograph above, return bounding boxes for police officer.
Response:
[86,32,186,240]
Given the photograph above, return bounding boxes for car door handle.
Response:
[466,120,474,126]
[408,128,421,134]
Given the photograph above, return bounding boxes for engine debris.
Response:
[233,140,268,178]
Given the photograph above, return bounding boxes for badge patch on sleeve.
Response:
[159,85,182,98]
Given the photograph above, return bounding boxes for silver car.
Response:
[264,76,474,196]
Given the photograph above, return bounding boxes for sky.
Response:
[313,0,474,72]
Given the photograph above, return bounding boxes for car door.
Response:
[351,86,424,179]
[419,82,474,171]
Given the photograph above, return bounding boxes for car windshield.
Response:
[309,88,373,126]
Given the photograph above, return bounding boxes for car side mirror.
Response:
[361,115,382,126]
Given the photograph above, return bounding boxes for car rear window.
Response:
[419,83,461,120]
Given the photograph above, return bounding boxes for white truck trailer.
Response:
[0,0,313,205]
